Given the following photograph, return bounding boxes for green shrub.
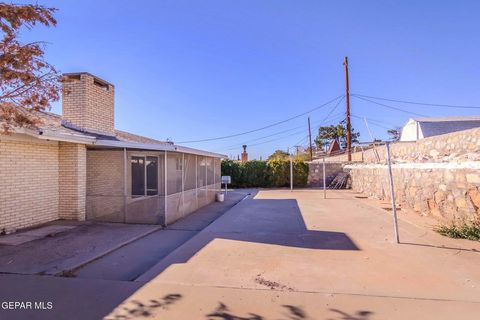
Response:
[221,159,309,188]
[267,159,290,187]
[292,160,309,187]
[241,160,271,188]
[436,222,480,241]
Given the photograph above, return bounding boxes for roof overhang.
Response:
[174,145,227,158]
[93,139,176,151]
[12,127,226,158]
[16,127,97,144]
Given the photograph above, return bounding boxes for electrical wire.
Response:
[352,95,427,117]
[351,113,398,128]
[351,114,391,130]
[247,130,307,148]
[216,111,345,152]
[353,93,480,109]
[176,95,344,143]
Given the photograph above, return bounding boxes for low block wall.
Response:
[308,162,344,187]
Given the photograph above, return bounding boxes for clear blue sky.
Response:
[17,0,480,159]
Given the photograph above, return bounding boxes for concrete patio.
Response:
[110,189,480,320]
[1,189,480,320]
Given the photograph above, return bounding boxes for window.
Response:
[131,157,145,196]
[146,157,158,195]
[167,152,183,195]
[131,156,158,196]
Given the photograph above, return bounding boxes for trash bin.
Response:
[216,193,225,202]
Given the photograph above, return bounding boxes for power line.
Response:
[248,130,307,148]
[352,95,427,117]
[351,114,391,130]
[217,111,345,152]
[246,113,345,151]
[217,124,305,151]
[176,95,344,143]
[351,114,398,128]
[353,93,480,109]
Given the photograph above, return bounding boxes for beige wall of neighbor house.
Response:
[62,73,115,136]
[0,136,60,233]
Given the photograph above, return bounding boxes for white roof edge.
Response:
[95,139,176,151]
[412,115,480,122]
[16,128,97,144]
[13,127,225,157]
[174,145,227,158]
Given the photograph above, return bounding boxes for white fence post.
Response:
[323,156,326,199]
[386,142,400,244]
[290,156,293,191]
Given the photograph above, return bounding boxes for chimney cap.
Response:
[62,72,114,87]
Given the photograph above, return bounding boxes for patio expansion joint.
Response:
[153,282,480,305]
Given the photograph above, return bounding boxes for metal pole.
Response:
[123,148,127,223]
[181,153,185,217]
[290,156,293,191]
[322,156,326,199]
[308,117,313,161]
[386,142,400,244]
[344,56,352,162]
[364,117,380,162]
[164,151,168,226]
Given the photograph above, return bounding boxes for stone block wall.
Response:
[344,127,480,223]
[308,162,344,187]
[347,164,480,223]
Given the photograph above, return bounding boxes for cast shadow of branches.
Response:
[206,303,312,320]
[106,293,182,320]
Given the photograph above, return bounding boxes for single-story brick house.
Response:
[0,72,225,234]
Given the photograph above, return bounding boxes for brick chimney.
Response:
[62,72,115,136]
[241,145,248,162]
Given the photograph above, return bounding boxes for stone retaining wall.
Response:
[346,163,480,223]
[343,127,480,223]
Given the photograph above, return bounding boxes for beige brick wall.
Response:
[62,73,115,136]
[59,142,87,220]
[86,150,124,221]
[87,150,124,196]
[0,137,59,232]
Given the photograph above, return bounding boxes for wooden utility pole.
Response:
[294,145,301,159]
[344,56,352,161]
[308,117,313,161]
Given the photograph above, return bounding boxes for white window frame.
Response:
[131,155,159,197]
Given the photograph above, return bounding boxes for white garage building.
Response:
[400,116,480,141]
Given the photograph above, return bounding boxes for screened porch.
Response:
[86,147,222,225]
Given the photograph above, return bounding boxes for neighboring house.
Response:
[0,72,226,234]
[400,116,480,141]
[327,139,341,155]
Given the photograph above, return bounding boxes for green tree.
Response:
[387,127,401,142]
[314,120,360,149]
[267,149,290,161]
